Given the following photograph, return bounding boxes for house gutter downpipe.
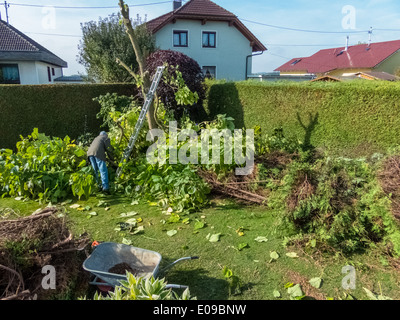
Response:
[246,51,265,80]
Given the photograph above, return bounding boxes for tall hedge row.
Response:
[0,84,136,149]
[2,81,400,157]
[204,80,400,157]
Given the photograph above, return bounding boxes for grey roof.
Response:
[0,19,68,68]
[54,75,84,82]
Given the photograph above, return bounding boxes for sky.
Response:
[2,0,400,76]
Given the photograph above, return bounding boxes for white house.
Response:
[0,19,68,85]
[146,0,267,81]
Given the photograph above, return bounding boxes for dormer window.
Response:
[291,59,301,66]
[173,30,188,47]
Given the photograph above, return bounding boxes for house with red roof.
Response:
[0,19,68,85]
[146,0,266,81]
[275,39,400,79]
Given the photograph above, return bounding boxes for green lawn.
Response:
[1,194,400,300]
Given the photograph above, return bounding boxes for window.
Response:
[291,59,301,66]
[173,30,188,47]
[202,66,216,79]
[0,64,20,84]
[202,32,216,48]
[47,66,52,82]
[52,68,55,76]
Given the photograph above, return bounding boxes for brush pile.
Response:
[0,207,89,300]
[378,154,400,220]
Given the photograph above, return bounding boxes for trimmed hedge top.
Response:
[0,84,136,149]
[205,80,400,157]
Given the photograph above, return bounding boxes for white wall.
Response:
[1,60,64,84]
[155,20,253,81]
[35,61,63,84]
[1,60,38,84]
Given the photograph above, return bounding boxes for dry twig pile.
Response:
[0,207,89,300]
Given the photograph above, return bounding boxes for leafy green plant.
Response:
[86,273,194,300]
[0,129,95,203]
[222,266,242,296]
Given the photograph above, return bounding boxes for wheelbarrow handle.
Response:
[166,284,189,290]
[159,256,199,274]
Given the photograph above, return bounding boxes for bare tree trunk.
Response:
[118,0,158,131]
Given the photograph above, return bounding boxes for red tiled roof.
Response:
[275,40,400,74]
[146,0,266,52]
[175,0,235,17]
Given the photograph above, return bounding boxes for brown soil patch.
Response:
[286,270,326,300]
[108,263,139,276]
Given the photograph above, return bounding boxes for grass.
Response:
[1,194,400,300]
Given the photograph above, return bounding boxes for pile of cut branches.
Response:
[378,154,400,220]
[198,167,268,205]
[0,207,89,300]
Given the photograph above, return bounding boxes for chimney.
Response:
[345,35,349,51]
[173,0,182,10]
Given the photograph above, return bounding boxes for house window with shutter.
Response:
[173,30,188,47]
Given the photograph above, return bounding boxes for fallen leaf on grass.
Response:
[148,202,158,207]
[120,211,138,217]
[254,236,268,242]
[194,221,205,230]
[96,200,108,207]
[309,277,322,289]
[125,218,138,226]
[287,284,304,300]
[270,251,279,260]
[206,233,221,242]
[122,238,132,245]
[273,290,281,298]
[286,252,299,258]
[167,230,178,237]
[237,243,249,251]
[131,225,144,235]
[69,204,81,209]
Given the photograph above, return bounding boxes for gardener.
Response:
[87,131,115,194]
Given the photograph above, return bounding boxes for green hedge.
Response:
[204,80,400,157]
[0,84,136,149]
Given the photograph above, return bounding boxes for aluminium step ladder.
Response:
[116,66,165,178]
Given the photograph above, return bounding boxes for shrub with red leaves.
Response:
[145,50,206,119]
